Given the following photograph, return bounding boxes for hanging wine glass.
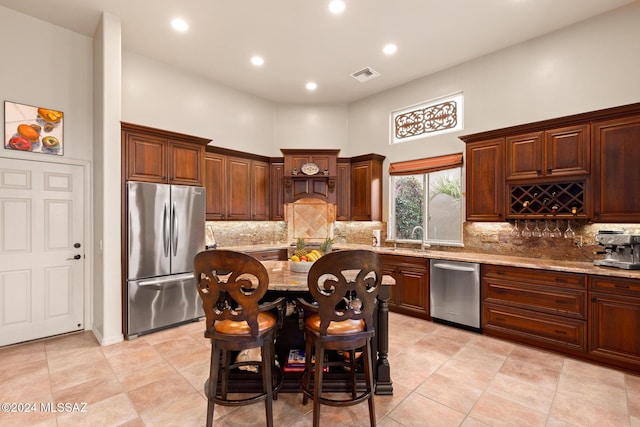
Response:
[552,220,563,238]
[532,220,542,238]
[511,219,520,236]
[541,220,551,238]
[564,220,575,240]
[521,220,532,237]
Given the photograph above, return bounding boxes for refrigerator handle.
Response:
[172,202,178,255]
[163,202,170,257]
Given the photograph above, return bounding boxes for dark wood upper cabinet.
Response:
[464,138,505,222]
[226,156,252,220]
[251,159,270,220]
[506,131,544,180]
[350,154,384,221]
[545,124,590,177]
[280,149,340,204]
[336,158,351,220]
[270,161,285,221]
[204,147,274,221]
[462,102,640,222]
[592,114,640,222]
[204,152,226,220]
[122,122,209,186]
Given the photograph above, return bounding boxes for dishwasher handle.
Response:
[432,262,478,273]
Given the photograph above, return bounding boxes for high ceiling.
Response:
[0,0,634,104]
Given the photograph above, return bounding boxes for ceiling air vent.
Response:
[350,67,380,83]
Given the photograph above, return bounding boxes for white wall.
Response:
[347,2,640,219]
[121,52,276,156]
[274,104,348,152]
[0,6,93,162]
[92,13,123,345]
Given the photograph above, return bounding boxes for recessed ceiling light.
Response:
[171,18,189,32]
[251,56,264,66]
[328,0,346,14]
[383,44,397,55]
[306,82,318,91]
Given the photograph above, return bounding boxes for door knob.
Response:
[66,254,82,260]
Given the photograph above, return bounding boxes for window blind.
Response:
[388,153,463,176]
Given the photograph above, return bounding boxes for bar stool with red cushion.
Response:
[194,250,284,427]
[297,249,382,427]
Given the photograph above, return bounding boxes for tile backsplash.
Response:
[206,218,639,263]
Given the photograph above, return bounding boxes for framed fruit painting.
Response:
[4,101,64,156]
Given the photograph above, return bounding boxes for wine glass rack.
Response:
[508,180,586,218]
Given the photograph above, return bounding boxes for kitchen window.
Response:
[389,153,463,246]
[391,92,463,144]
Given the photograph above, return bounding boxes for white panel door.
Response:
[0,158,84,346]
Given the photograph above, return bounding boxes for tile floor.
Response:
[1,312,639,426]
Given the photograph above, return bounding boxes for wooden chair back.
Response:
[194,250,269,337]
[306,250,382,336]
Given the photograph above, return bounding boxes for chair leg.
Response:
[302,337,313,406]
[220,349,230,400]
[206,343,221,427]
[262,342,274,427]
[363,341,376,427]
[349,349,357,399]
[312,344,325,427]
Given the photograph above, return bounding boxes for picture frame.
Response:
[4,100,64,156]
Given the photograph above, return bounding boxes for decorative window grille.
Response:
[391,93,463,144]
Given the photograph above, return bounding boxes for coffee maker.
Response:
[594,231,640,270]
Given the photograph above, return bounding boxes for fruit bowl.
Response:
[289,260,314,273]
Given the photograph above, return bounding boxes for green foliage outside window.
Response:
[394,176,424,240]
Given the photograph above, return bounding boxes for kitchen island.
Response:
[260,260,395,395]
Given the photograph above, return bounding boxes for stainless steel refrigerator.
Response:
[126,181,206,338]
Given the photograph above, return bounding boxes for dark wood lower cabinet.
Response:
[481,265,588,355]
[382,254,429,319]
[588,275,640,372]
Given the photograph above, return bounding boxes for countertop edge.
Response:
[221,243,640,280]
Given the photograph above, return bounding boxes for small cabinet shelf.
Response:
[508,180,588,218]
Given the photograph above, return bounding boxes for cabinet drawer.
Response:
[484,281,586,318]
[483,264,586,290]
[483,303,586,352]
[590,275,640,297]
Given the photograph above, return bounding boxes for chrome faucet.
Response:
[410,225,430,250]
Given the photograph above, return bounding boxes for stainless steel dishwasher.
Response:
[430,260,481,330]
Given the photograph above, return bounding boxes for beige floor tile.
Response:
[1,311,637,426]
[0,409,57,427]
[507,344,565,372]
[431,358,497,390]
[0,357,49,385]
[460,417,491,427]
[452,344,507,374]
[46,346,107,374]
[136,391,207,426]
[0,340,46,366]
[485,372,555,414]
[105,342,166,376]
[628,374,640,419]
[498,355,560,390]
[49,357,115,393]
[551,372,630,426]
[52,373,124,406]
[54,392,138,427]
[468,392,548,427]
[561,357,626,388]
[387,392,466,426]
[415,371,483,414]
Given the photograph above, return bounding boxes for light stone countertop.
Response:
[221,243,640,280]
[261,260,396,291]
